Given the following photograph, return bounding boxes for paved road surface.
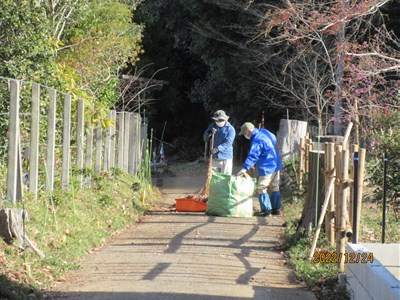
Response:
[48,175,316,300]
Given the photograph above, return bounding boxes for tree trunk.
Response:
[298,150,325,237]
[0,208,45,258]
[276,119,308,161]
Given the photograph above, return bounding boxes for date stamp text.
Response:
[312,252,374,264]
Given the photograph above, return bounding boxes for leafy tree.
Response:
[0,0,144,160]
[258,0,399,139]
[135,0,284,149]
[366,110,400,210]
[55,0,144,120]
[0,0,56,80]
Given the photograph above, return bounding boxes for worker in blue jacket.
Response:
[203,110,236,174]
[237,122,283,216]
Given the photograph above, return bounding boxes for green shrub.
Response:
[365,110,399,211]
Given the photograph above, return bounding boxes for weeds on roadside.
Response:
[282,215,350,300]
[0,166,160,300]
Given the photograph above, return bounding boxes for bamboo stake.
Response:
[356,148,366,239]
[339,149,350,272]
[324,142,329,236]
[342,122,353,150]
[349,144,359,226]
[309,177,336,260]
[325,143,336,245]
[335,145,343,256]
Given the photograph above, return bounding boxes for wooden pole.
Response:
[104,111,112,171]
[123,112,130,172]
[85,127,94,169]
[128,114,136,174]
[7,80,20,203]
[76,99,84,186]
[61,94,71,190]
[84,127,93,188]
[45,89,57,192]
[338,149,350,272]
[109,110,116,169]
[356,148,366,239]
[326,143,336,245]
[334,145,343,255]
[140,123,148,166]
[94,123,102,173]
[342,122,353,150]
[76,99,85,169]
[349,144,359,226]
[29,83,40,200]
[309,177,336,260]
[117,112,124,169]
[134,115,141,175]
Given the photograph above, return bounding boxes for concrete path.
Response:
[49,175,316,300]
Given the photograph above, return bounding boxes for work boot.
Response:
[254,210,271,217]
[258,192,272,213]
[272,209,281,215]
[271,191,281,215]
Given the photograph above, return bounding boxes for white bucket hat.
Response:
[211,110,229,121]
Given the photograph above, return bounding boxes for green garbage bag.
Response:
[206,173,256,217]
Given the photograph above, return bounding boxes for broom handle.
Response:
[209,132,215,160]
[202,132,215,196]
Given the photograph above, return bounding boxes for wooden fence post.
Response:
[325,142,336,245]
[95,123,102,173]
[334,144,343,257]
[128,114,136,174]
[140,122,148,169]
[103,112,112,171]
[350,144,359,226]
[356,148,366,240]
[117,112,124,170]
[46,89,57,192]
[123,112,131,172]
[29,83,40,200]
[109,110,116,169]
[85,127,94,169]
[76,99,85,180]
[342,122,353,150]
[84,127,94,187]
[6,80,20,203]
[338,148,350,272]
[62,94,71,190]
[134,115,141,175]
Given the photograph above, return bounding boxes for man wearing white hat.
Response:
[203,110,236,174]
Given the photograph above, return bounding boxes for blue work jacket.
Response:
[203,122,235,160]
[243,128,283,176]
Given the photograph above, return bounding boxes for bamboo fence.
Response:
[298,123,366,272]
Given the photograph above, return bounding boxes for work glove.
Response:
[210,128,217,134]
[210,148,218,155]
[237,168,247,176]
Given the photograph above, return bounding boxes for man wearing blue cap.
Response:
[237,122,283,216]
